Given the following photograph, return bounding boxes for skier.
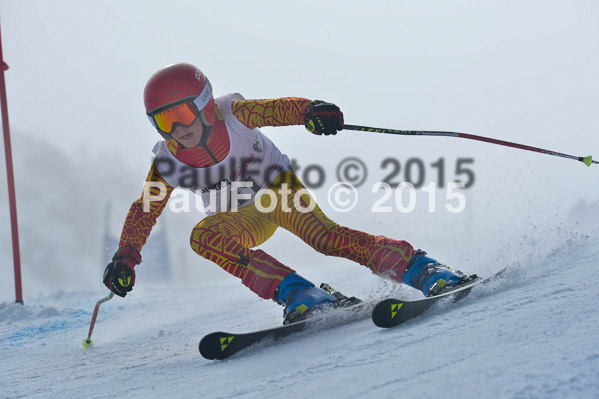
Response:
[103,62,473,324]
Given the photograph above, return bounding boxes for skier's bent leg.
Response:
[190,209,335,311]
[302,223,472,296]
[190,211,295,299]
[266,171,471,296]
[266,172,416,280]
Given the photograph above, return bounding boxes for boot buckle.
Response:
[427,279,447,297]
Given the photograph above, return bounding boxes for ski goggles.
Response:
[147,80,213,134]
[148,102,199,134]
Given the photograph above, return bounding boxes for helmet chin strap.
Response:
[198,124,220,163]
[158,131,173,141]
[198,123,212,147]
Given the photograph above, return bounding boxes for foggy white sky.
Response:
[1,0,598,300]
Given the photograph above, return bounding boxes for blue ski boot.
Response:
[402,250,477,297]
[274,273,337,324]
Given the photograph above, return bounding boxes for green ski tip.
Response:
[583,156,592,167]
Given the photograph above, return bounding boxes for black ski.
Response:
[200,320,308,360]
[199,299,371,360]
[371,268,506,328]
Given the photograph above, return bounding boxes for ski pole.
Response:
[82,291,114,349]
[343,124,598,167]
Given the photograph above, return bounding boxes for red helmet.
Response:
[143,63,216,130]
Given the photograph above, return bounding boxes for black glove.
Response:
[304,100,344,136]
[103,246,141,297]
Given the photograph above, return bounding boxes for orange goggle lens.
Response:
[151,103,199,134]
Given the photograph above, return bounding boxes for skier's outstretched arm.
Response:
[231,97,343,135]
[103,162,175,297]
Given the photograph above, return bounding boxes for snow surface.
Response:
[1,218,598,399]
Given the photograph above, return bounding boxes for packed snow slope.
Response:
[1,218,598,399]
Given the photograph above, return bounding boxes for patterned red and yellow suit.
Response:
[190,171,414,299]
[119,97,415,300]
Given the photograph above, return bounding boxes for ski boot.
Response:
[274,273,340,325]
[402,250,478,297]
